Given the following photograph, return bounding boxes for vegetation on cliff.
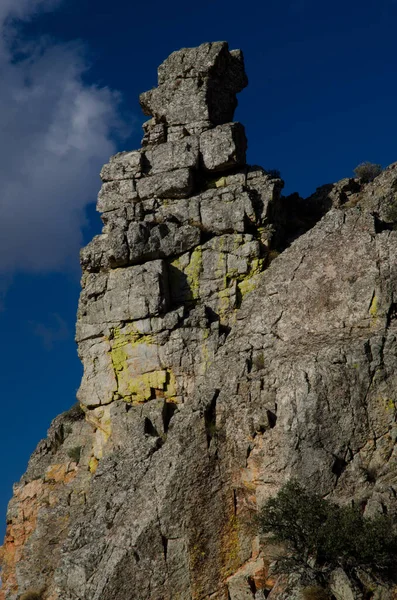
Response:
[260,480,397,586]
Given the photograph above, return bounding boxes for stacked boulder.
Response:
[76,41,283,466]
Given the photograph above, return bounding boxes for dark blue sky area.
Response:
[24,0,397,193]
[1,0,397,536]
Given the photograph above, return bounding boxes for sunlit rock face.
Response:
[2,41,397,600]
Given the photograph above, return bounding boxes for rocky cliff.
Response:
[2,41,397,600]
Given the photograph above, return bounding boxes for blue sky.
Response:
[1,0,397,536]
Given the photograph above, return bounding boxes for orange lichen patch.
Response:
[45,463,78,484]
[264,574,289,598]
[241,436,266,492]
[226,555,272,598]
[0,482,45,597]
[226,555,265,581]
[253,564,270,591]
[0,462,77,599]
[19,478,45,501]
[264,575,277,592]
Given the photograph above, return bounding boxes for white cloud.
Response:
[0,0,58,25]
[0,0,125,275]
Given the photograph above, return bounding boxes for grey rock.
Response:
[156,42,246,88]
[80,221,200,272]
[143,136,200,174]
[142,119,167,147]
[200,123,247,171]
[97,179,138,213]
[101,259,169,321]
[167,121,211,142]
[140,41,248,127]
[78,259,169,330]
[329,569,356,600]
[136,168,194,199]
[100,151,142,182]
[307,177,361,212]
[199,185,255,233]
[127,221,200,263]
[80,230,129,272]
[169,234,262,320]
[150,180,272,236]
[80,234,109,272]
[246,167,284,225]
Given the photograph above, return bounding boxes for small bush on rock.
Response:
[67,446,82,464]
[353,161,382,183]
[64,402,85,421]
[260,480,397,577]
[384,200,397,224]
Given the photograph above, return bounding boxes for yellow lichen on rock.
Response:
[220,513,241,579]
[88,456,99,474]
[87,406,112,461]
[185,246,203,300]
[218,287,235,323]
[128,370,167,400]
[215,176,227,188]
[125,368,178,403]
[369,294,378,319]
[235,257,266,302]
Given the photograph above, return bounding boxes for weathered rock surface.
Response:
[140,42,247,133]
[2,41,397,600]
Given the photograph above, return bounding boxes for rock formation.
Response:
[2,41,397,600]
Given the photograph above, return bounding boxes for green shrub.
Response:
[64,402,85,421]
[260,480,329,565]
[67,446,82,464]
[354,161,382,183]
[383,201,397,224]
[260,480,397,576]
[63,424,73,436]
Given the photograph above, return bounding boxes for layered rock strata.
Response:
[2,41,397,600]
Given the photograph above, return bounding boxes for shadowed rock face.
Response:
[2,41,397,600]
